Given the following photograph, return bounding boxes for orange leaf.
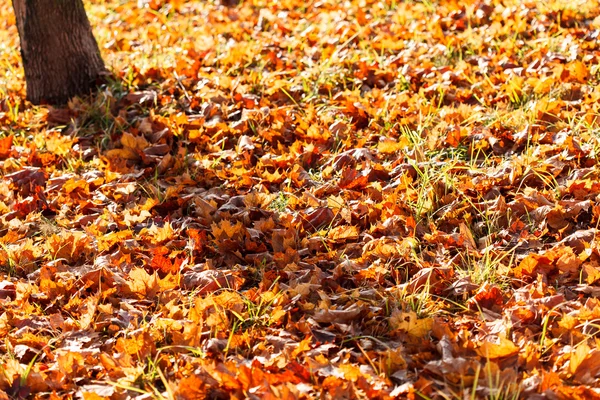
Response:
[476,337,519,359]
[0,135,13,159]
[327,225,359,241]
[126,267,159,298]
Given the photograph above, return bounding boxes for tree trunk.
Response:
[11,0,106,105]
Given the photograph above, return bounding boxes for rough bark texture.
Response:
[12,0,106,105]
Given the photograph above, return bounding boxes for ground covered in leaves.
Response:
[1,0,600,398]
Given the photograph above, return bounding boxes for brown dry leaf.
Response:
[574,285,600,297]
[181,268,244,293]
[6,167,46,194]
[237,135,255,153]
[0,281,16,300]
[122,91,157,106]
[298,207,335,232]
[338,168,370,190]
[313,304,363,324]
[407,267,454,294]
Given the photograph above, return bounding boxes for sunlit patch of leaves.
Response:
[2,0,600,397]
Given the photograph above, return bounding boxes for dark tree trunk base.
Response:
[12,0,106,105]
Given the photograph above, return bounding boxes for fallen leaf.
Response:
[476,336,519,359]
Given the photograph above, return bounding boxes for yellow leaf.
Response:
[82,393,109,400]
[377,139,403,154]
[140,222,176,244]
[291,336,312,358]
[121,131,149,151]
[97,230,133,252]
[390,310,433,338]
[127,268,159,298]
[338,363,362,382]
[569,342,591,376]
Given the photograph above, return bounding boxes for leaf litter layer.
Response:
[2,0,600,398]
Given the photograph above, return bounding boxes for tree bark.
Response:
[11,0,106,105]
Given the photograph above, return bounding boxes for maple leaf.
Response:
[327,225,359,241]
[125,268,160,298]
[467,283,504,312]
[389,310,433,338]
